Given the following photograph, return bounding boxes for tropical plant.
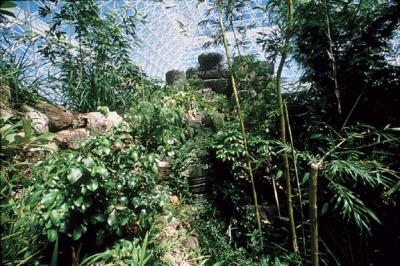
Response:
[39,0,144,112]
[21,128,169,263]
[80,232,154,266]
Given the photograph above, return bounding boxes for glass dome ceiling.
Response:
[1,0,272,82]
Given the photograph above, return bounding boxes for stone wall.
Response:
[20,101,123,149]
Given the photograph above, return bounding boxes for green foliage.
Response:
[231,55,273,92]
[81,232,154,266]
[127,84,226,152]
[292,0,400,125]
[194,204,300,265]
[1,173,45,265]
[310,124,399,233]
[26,128,169,246]
[0,52,44,108]
[39,0,145,112]
[0,116,56,159]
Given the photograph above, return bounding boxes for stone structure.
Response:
[165,70,186,86]
[18,102,123,150]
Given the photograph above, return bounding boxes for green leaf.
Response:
[310,133,323,140]
[82,157,95,168]
[115,205,127,210]
[51,231,59,266]
[107,209,116,226]
[102,146,111,155]
[0,9,16,18]
[366,208,382,224]
[32,143,58,151]
[50,209,61,226]
[47,229,57,242]
[36,132,55,141]
[93,213,106,223]
[87,178,99,191]
[67,168,82,183]
[97,167,108,176]
[73,226,83,240]
[41,191,58,207]
[26,191,41,205]
[22,119,33,137]
[132,151,139,161]
[321,203,329,216]
[1,1,17,9]
[276,170,283,179]
[73,196,84,207]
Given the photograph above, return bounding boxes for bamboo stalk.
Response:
[284,101,306,256]
[271,171,281,217]
[310,162,320,266]
[309,138,348,265]
[217,0,264,248]
[323,0,341,114]
[275,0,299,253]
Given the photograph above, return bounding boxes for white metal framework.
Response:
[1,0,270,82]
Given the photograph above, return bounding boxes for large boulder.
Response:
[186,67,199,79]
[198,66,228,79]
[33,101,73,131]
[21,104,49,134]
[166,70,185,85]
[85,111,123,133]
[55,128,90,149]
[202,78,229,95]
[198,52,224,71]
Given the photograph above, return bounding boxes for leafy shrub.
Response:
[127,85,226,153]
[81,231,154,266]
[26,128,169,247]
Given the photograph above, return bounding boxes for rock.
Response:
[230,90,257,103]
[21,105,49,134]
[186,165,208,178]
[186,67,199,79]
[86,111,123,133]
[55,128,90,149]
[72,113,87,128]
[106,111,123,128]
[34,101,73,131]
[198,66,227,79]
[166,70,186,85]
[198,88,213,94]
[198,52,224,70]
[197,88,216,98]
[202,78,229,95]
[183,110,206,128]
[0,108,16,119]
[183,235,199,249]
[169,195,180,205]
[157,160,172,179]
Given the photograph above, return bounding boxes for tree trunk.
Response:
[275,0,299,253]
[310,162,320,266]
[217,0,264,249]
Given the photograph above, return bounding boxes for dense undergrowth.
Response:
[1,0,399,265]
